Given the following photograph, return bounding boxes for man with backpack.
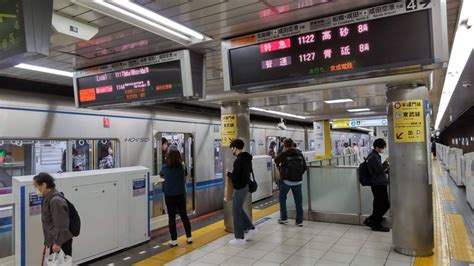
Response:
[274,138,307,227]
[33,173,81,259]
[363,138,390,232]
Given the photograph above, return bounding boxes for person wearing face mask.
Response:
[226,139,257,245]
[33,173,73,257]
[364,138,390,232]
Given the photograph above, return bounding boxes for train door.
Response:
[94,140,119,169]
[154,132,195,219]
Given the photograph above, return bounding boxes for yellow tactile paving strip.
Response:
[446,214,474,262]
[414,159,474,266]
[134,204,280,266]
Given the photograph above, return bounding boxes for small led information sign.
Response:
[222,1,446,91]
[74,50,204,109]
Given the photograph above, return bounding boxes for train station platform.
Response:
[85,158,473,266]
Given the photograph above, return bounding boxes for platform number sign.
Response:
[406,0,431,11]
[406,0,417,11]
[221,114,237,146]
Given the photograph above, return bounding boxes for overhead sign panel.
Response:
[74,50,204,109]
[0,0,53,68]
[222,1,446,91]
[332,118,388,129]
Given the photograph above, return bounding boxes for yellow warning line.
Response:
[414,160,450,266]
[133,203,280,266]
[446,214,474,262]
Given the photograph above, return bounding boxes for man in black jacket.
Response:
[274,138,307,227]
[227,139,257,245]
[364,138,390,232]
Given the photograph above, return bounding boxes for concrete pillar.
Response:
[221,102,252,232]
[386,85,433,256]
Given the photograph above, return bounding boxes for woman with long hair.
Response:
[160,149,192,246]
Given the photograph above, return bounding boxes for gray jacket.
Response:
[367,150,389,186]
[41,189,73,246]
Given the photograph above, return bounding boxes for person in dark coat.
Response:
[33,173,73,256]
[363,138,390,232]
[227,139,257,245]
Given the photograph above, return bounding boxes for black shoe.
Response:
[371,225,390,232]
[363,218,373,227]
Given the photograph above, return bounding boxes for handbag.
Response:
[45,250,72,266]
[248,169,258,193]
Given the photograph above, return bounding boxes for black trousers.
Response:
[165,194,192,240]
[49,239,73,256]
[369,185,390,226]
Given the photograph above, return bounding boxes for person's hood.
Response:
[237,152,253,161]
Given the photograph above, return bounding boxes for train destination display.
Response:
[76,61,183,108]
[0,0,24,60]
[225,3,436,91]
[74,50,204,108]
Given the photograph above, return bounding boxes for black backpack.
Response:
[283,155,306,182]
[358,158,372,186]
[53,194,81,237]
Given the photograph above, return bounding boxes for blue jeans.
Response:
[279,181,303,224]
[232,185,254,239]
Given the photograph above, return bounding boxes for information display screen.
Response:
[76,60,183,108]
[0,0,25,60]
[228,10,433,89]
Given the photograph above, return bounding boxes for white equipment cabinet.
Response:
[13,167,150,266]
[465,152,474,209]
[252,155,273,202]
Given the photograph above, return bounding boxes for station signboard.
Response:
[74,50,204,109]
[222,1,447,91]
[332,118,387,129]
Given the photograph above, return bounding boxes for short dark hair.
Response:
[283,138,294,148]
[33,172,56,189]
[166,149,183,168]
[373,138,387,149]
[230,139,244,149]
[162,138,168,145]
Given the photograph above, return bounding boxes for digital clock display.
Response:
[76,60,183,108]
[0,0,25,60]
[228,10,433,90]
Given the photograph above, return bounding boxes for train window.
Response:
[34,140,67,174]
[250,140,256,155]
[95,140,119,170]
[72,140,92,171]
[214,139,223,179]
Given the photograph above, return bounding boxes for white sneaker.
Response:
[245,228,258,240]
[186,237,193,244]
[229,238,246,245]
[168,240,178,247]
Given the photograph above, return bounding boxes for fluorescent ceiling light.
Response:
[250,107,306,119]
[109,0,205,40]
[73,0,210,45]
[435,0,473,129]
[15,63,73,77]
[347,108,370,112]
[355,127,374,132]
[324,98,354,104]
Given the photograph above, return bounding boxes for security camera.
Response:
[277,118,287,130]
